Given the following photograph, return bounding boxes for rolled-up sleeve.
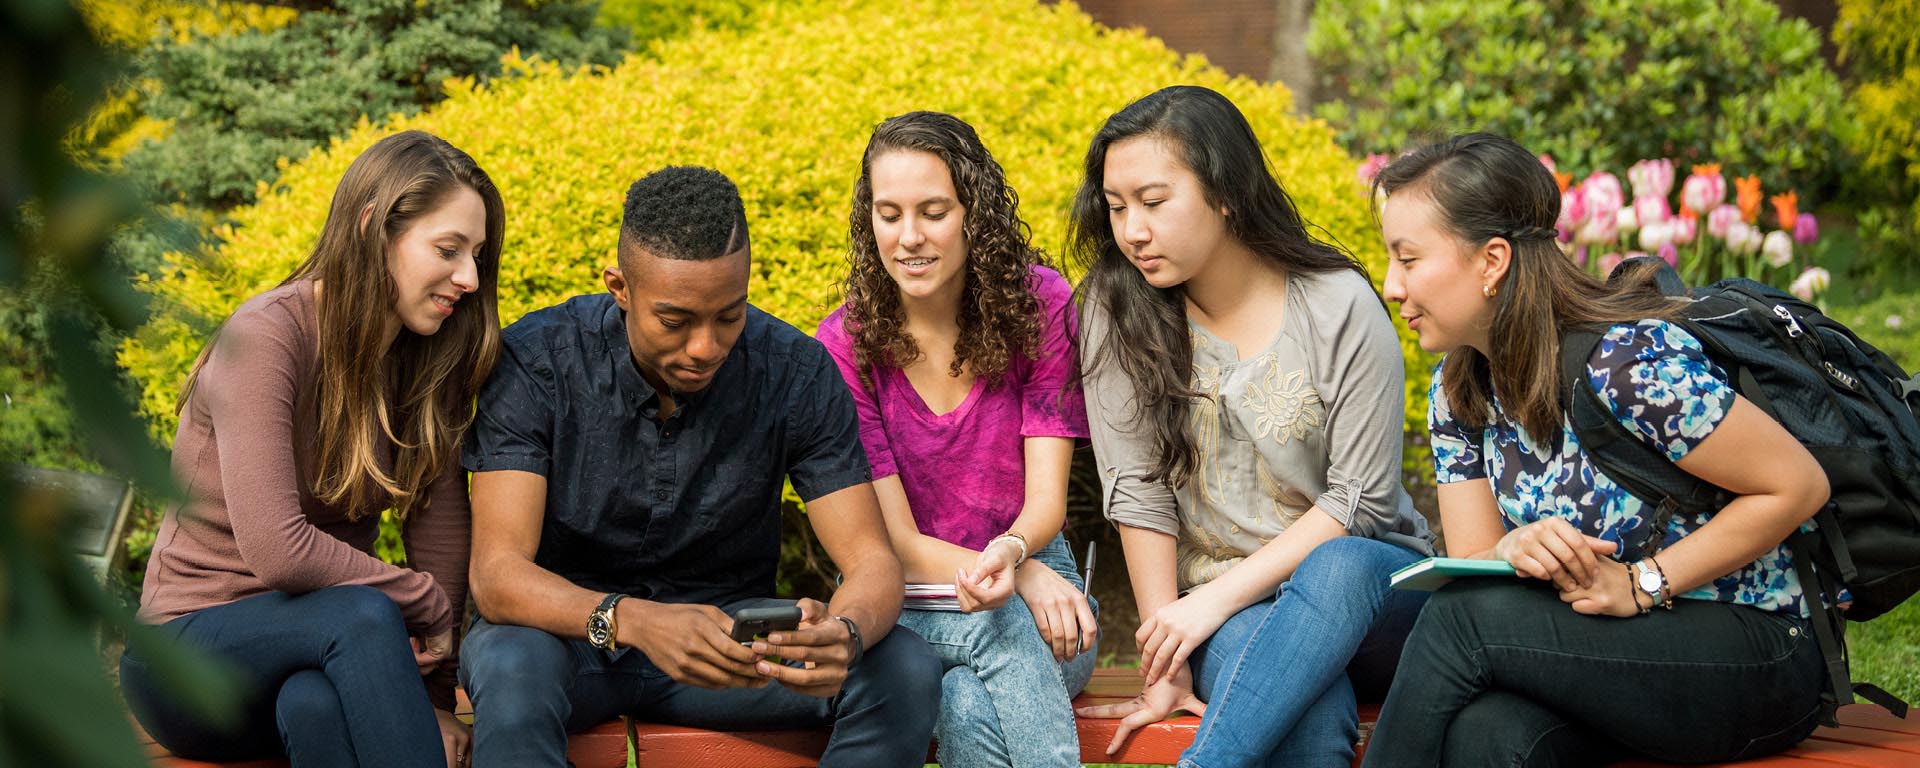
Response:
[462,338,554,476]
[1303,272,1409,538]
[1080,298,1180,537]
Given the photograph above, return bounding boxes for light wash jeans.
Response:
[898,534,1098,768]
[1182,536,1429,768]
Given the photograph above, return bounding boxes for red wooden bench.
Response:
[144,668,1920,767]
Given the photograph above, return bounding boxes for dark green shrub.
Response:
[1310,0,1848,197]
[119,0,627,210]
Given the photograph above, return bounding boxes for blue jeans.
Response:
[460,597,941,768]
[1182,536,1428,768]
[1360,579,1825,767]
[119,585,445,768]
[898,534,1098,768]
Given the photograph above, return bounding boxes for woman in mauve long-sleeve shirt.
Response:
[122,130,504,768]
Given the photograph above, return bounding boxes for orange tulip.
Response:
[1770,191,1799,230]
[1553,171,1572,195]
[1735,176,1763,224]
[1691,163,1721,178]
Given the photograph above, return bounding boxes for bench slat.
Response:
[144,668,1920,767]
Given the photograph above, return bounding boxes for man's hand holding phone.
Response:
[617,600,765,690]
[749,598,856,699]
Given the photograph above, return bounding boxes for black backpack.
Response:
[1559,260,1920,721]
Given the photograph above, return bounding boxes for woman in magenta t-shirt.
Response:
[817,111,1095,768]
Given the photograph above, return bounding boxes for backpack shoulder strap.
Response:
[1558,327,1717,552]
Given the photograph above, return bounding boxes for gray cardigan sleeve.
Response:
[1300,270,1411,537]
[1080,299,1182,537]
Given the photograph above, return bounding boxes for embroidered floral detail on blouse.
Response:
[1189,357,1227,504]
[1241,352,1324,445]
[1256,458,1308,527]
[1177,522,1242,586]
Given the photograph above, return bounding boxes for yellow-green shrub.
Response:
[1837,0,1920,267]
[121,0,1430,486]
[76,0,296,49]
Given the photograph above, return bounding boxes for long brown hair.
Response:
[843,111,1046,389]
[1070,85,1371,487]
[184,130,504,520]
[1372,132,1682,444]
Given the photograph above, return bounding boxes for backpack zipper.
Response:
[1772,305,1805,338]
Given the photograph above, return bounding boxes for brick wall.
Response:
[1067,0,1278,80]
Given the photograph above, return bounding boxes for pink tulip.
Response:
[1577,211,1619,245]
[1629,159,1676,200]
[1657,242,1679,267]
[1633,195,1671,226]
[1600,252,1625,276]
[1585,172,1625,220]
[1557,186,1589,234]
[1671,215,1697,245]
[1573,245,1589,267]
[1358,153,1390,184]
[1795,213,1819,245]
[1707,204,1742,240]
[1681,171,1727,215]
[1539,154,1558,174]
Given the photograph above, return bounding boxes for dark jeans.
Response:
[460,598,942,768]
[1361,579,1826,768]
[120,585,444,768]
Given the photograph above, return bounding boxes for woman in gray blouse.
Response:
[1070,85,1435,767]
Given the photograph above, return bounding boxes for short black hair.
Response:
[619,166,750,263]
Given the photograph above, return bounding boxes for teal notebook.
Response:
[1389,557,1518,591]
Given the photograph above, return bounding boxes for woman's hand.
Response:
[1013,560,1097,661]
[1494,517,1618,591]
[955,539,1019,613]
[1135,588,1233,687]
[435,708,471,768]
[413,630,454,675]
[1074,662,1206,756]
[1560,559,1644,618]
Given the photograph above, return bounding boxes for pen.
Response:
[1081,540,1097,593]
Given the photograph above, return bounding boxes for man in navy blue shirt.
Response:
[460,166,939,767]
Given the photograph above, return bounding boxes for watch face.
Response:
[587,614,612,646]
[1638,569,1662,593]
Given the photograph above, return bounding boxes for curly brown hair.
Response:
[842,111,1048,389]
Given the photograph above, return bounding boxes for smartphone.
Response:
[729,605,803,644]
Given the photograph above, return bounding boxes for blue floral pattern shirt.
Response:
[1428,320,1809,616]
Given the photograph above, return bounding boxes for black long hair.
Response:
[1070,85,1368,486]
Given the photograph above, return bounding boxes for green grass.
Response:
[1850,596,1920,705]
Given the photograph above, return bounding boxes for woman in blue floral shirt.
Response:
[1360,133,1831,767]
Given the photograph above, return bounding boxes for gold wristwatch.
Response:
[587,593,627,650]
